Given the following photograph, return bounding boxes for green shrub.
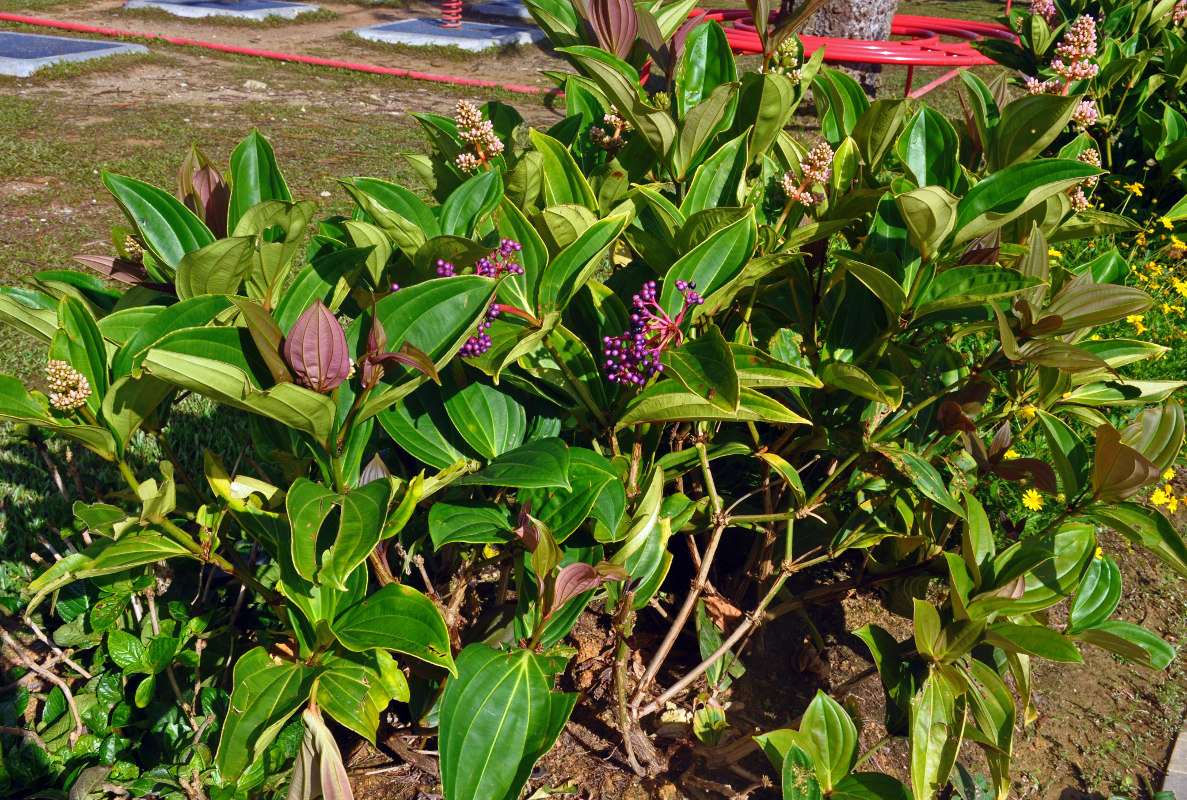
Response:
[1,10,1185,800]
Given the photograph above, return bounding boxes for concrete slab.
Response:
[1161,728,1187,797]
[470,0,533,22]
[0,32,148,77]
[123,0,320,20]
[352,18,544,51]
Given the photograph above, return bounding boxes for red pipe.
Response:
[0,12,553,95]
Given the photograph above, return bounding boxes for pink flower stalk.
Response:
[603,281,704,386]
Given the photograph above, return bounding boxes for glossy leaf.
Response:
[429,500,514,548]
[800,690,857,792]
[439,645,576,800]
[442,379,527,460]
[103,172,215,270]
[1066,555,1122,634]
[985,622,1082,662]
[227,129,293,234]
[176,236,254,300]
[659,324,740,413]
[332,583,455,673]
[455,438,572,490]
[953,159,1101,245]
[216,647,318,779]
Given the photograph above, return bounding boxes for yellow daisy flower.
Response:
[1005,449,1021,459]
[1124,182,1145,196]
[1022,489,1044,512]
[1166,468,1178,482]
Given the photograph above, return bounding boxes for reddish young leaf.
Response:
[549,561,627,618]
[283,300,352,393]
[1091,424,1161,502]
[73,254,150,286]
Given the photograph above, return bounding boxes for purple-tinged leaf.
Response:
[1091,424,1161,502]
[548,561,624,618]
[359,454,392,486]
[513,502,540,553]
[283,300,352,393]
[584,0,638,61]
[178,145,229,239]
[368,342,441,386]
[230,297,292,385]
[73,254,150,286]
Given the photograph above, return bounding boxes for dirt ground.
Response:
[3,2,1187,798]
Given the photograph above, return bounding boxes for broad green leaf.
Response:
[832,774,912,800]
[343,177,439,254]
[440,168,504,237]
[985,622,1082,662]
[835,253,906,316]
[617,383,809,429]
[356,276,499,422]
[821,362,899,408]
[680,131,748,216]
[520,447,623,542]
[530,130,598,211]
[377,386,474,470]
[909,673,964,800]
[659,324,740,412]
[112,294,233,377]
[0,375,116,461]
[781,742,824,800]
[439,644,576,800]
[24,531,194,615]
[316,650,409,743]
[442,379,527,460]
[731,343,821,389]
[896,106,960,191]
[1088,502,1187,580]
[141,339,337,444]
[914,266,1038,318]
[332,583,454,673]
[896,186,959,261]
[175,236,255,300]
[537,215,629,315]
[800,690,857,792]
[954,159,1101,245]
[228,129,293,234]
[1036,410,1090,496]
[217,647,319,778]
[662,211,756,316]
[852,99,908,172]
[50,296,109,419]
[674,81,740,180]
[103,172,215,270]
[676,20,737,115]
[319,479,394,591]
[1067,554,1121,634]
[455,438,572,490]
[987,94,1080,171]
[875,445,962,516]
[1070,621,1175,669]
[560,48,677,165]
[429,500,514,548]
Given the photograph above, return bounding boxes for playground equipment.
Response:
[704,8,1017,96]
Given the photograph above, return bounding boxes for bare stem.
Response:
[630,518,727,708]
[0,628,85,746]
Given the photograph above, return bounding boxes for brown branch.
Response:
[0,725,47,748]
[0,629,84,746]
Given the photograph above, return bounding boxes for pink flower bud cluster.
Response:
[781,141,833,207]
[453,101,504,173]
[590,106,632,155]
[1175,0,1186,24]
[1051,16,1099,81]
[1030,0,1058,25]
[1068,148,1102,212]
[45,360,91,411]
[1072,99,1099,130]
[1024,76,1062,95]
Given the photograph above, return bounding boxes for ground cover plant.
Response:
[2,3,1187,800]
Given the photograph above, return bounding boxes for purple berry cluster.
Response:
[433,239,523,359]
[460,302,501,358]
[603,280,703,386]
[475,239,524,278]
